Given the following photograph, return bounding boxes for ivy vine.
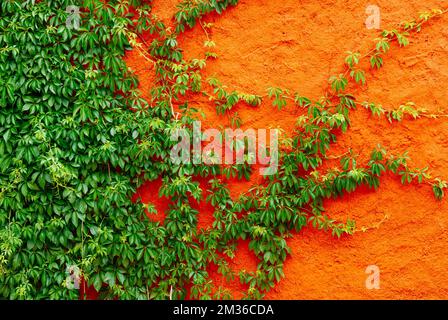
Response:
[0,0,446,300]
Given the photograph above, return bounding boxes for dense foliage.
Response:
[0,0,446,300]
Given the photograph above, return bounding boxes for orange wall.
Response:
[125,0,448,299]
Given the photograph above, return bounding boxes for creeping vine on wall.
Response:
[0,0,447,300]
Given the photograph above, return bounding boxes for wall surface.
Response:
[125,0,448,299]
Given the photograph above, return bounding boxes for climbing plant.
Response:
[0,0,447,300]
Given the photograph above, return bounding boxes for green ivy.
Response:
[0,0,446,300]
